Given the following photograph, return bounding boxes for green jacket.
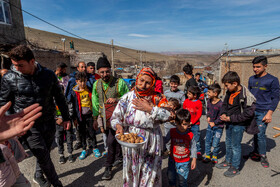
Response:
[92,77,129,117]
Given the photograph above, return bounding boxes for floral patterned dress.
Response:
[111,90,170,187]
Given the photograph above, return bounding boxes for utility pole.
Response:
[137,50,146,69]
[111,39,114,76]
[61,38,66,51]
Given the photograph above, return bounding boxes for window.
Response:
[0,0,12,24]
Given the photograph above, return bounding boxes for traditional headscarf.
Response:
[134,67,156,98]
[133,68,168,107]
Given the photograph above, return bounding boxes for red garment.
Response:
[155,80,163,94]
[170,128,193,163]
[94,73,101,80]
[183,99,202,125]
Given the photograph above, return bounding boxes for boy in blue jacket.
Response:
[70,72,101,160]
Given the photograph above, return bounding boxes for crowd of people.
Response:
[0,44,279,187]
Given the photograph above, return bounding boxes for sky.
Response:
[21,0,280,52]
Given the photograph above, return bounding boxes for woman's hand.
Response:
[116,124,123,134]
[132,98,153,113]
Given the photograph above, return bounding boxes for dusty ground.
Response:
[19,108,280,187]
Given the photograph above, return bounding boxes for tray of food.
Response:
[115,132,147,148]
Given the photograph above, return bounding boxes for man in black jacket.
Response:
[183,63,198,95]
[0,45,70,187]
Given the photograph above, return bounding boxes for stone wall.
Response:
[70,51,104,68]
[220,55,280,87]
[0,0,25,44]
[33,50,71,73]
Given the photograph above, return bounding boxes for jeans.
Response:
[164,122,176,151]
[225,124,245,169]
[23,120,62,186]
[253,111,268,155]
[79,114,97,150]
[205,125,223,156]
[191,125,201,153]
[55,123,74,155]
[168,157,190,187]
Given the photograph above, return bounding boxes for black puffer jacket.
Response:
[0,63,70,129]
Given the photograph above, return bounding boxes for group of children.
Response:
[55,71,103,165]
[163,71,257,186]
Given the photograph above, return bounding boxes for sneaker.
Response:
[112,159,123,168]
[223,166,240,177]
[68,154,75,163]
[211,156,218,164]
[93,148,101,158]
[102,167,112,180]
[102,151,108,157]
[202,155,211,163]
[197,152,203,160]
[216,160,231,169]
[74,142,82,150]
[260,155,269,168]
[79,150,87,160]
[33,174,51,187]
[59,155,66,164]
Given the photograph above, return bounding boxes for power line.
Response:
[6,0,146,62]
[206,35,280,68]
[229,36,280,52]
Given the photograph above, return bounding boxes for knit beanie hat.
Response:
[96,56,111,70]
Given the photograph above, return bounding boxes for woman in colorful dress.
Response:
[111,68,171,187]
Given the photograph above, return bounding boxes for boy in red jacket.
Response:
[183,86,202,159]
[165,108,197,187]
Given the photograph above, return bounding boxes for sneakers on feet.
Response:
[216,160,231,169]
[74,142,82,150]
[223,166,240,177]
[202,155,211,163]
[112,159,123,168]
[33,174,51,187]
[59,155,66,164]
[93,148,101,158]
[102,167,112,180]
[68,154,75,163]
[79,150,87,160]
[260,155,269,168]
[211,155,218,164]
[197,152,203,160]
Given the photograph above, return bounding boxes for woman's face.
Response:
[137,75,153,91]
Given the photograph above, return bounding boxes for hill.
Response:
[24,27,178,64]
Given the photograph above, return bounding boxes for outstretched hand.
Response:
[132,98,153,113]
[0,102,42,141]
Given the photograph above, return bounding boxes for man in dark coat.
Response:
[0,45,70,187]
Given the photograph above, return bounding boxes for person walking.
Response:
[0,45,70,187]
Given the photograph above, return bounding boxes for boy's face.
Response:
[187,91,195,100]
[177,120,191,132]
[168,102,176,110]
[253,63,267,77]
[87,65,95,75]
[224,82,238,92]
[207,90,217,99]
[76,79,87,89]
[170,82,179,91]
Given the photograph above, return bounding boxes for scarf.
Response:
[134,67,156,98]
